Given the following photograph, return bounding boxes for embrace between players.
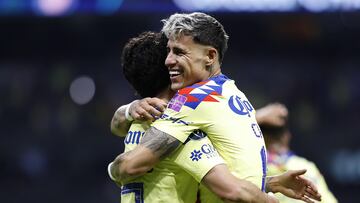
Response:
[108,12,322,203]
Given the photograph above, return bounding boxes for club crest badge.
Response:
[168,94,187,112]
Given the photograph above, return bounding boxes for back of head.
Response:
[260,124,288,141]
[260,122,292,152]
[121,31,170,98]
[161,12,229,64]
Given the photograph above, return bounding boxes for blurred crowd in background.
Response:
[1,0,360,202]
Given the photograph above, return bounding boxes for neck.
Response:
[267,142,289,155]
[208,65,222,78]
[155,87,175,103]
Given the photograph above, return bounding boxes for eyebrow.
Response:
[173,47,184,53]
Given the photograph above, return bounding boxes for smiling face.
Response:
[165,35,217,91]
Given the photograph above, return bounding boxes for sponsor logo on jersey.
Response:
[124,130,145,145]
[190,143,219,161]
[190,149,203,161]
[168,94,187,112]
[228,95,254,117]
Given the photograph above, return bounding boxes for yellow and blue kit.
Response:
[267,151,338,203]
[153,74,267,202]
[119,120,224,203]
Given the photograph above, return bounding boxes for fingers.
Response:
[129,98,167,121]
[300,195,314,203]
[256,103,289,127]
[290,169,307,177]
[297,190,321,203]
[294,175,321,202]
[146,97,167,112]
[296,175,321,201]
[274,103,288,117]
[305,185,322,201]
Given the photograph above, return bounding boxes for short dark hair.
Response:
[121,31,170,98]
[260,124,288,140]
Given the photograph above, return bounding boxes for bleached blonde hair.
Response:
[161,12,229,64]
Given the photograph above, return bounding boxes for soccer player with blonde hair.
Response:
[109,12,321,203]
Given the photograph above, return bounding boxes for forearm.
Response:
[255,103,288,126]
[230,179,269,203]
[110,104,133,137]
[109,147,156,184]
[109,152,135,184]
[109,127,181,185]
[255,112,265,125]
[202,165,269,203]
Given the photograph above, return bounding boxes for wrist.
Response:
[266,176,278,193]
[125,100,137,121]
[107,162,117,181]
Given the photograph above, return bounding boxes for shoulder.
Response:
[287,155,318,171]
[179,74,229,96]
[171,74,230,110]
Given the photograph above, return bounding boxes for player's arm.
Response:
[311,166,337,202]
[202,164,278,203]
[256,103,288,127]
[299,162,337,202]
[109,127,279,203]
[109,127,180,183]
[200,161,320,203]
[110,98,167,136]
[110,104,134,137]
[265,170,322,203]
[172,135,277,203]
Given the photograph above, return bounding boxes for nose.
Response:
[165,52,176,68]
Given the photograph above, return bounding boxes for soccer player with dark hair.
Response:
[110,31,225,203]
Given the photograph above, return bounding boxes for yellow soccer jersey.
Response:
[267,151,338,203]
[152,74,267,193]
[119,120,225,203]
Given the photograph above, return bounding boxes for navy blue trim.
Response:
[210,74,229,86]
[121,182,144,203]
[184,129,207,144]
[260,146,267,192]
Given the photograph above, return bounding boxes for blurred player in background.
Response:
[110,12,321,203]
[258,103,338,203]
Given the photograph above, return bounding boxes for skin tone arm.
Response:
[110,127,180,181]
[110,98,167,137]
[266,170,321,202]
[110,127,321,203]
[110,104,134,137]
[202,164,278,203]
[111,100,288,137]
[110,100,321,202]
[110,127,277,203]
[255,103,288,127]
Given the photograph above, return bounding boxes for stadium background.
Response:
[1,0,359,202]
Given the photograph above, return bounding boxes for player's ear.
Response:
[205,47,217,67]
